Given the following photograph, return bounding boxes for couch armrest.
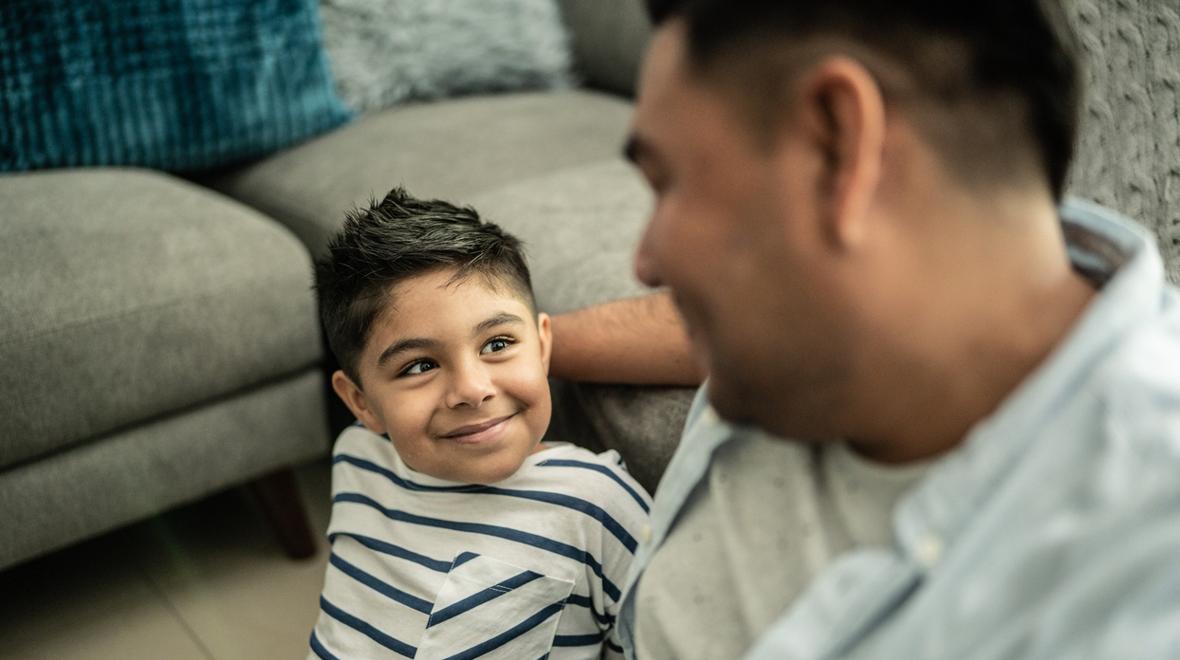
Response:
[557,0,652,97]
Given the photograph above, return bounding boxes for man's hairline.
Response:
[661,23,1047,195]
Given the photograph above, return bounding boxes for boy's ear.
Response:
[536,312,553,374]
[331,369,387,434]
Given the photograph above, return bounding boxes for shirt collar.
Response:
[892,198,1168,565]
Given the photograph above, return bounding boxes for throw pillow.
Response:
[320,0,573,114]
[0,0,352,173]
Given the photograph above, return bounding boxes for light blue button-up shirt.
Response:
[617,200,1180,659]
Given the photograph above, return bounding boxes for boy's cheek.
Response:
[498,361,552,398]
[373,390,435,436]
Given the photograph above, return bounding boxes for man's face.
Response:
[629,22,856,435]
[335,269,553,484]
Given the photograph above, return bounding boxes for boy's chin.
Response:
[458,445,538,485]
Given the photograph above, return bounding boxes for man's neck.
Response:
[846,192,1098,464]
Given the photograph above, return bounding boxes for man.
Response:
[550,1,1180,658]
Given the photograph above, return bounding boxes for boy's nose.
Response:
[445,361,496,409]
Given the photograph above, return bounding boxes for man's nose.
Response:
[445,359,496,409]
[634,220,663,288]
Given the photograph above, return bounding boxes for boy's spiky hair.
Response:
[314,187,534,384]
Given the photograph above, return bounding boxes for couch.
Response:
[2,0,1175,574]
[0,0,692,572]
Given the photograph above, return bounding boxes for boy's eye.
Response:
[480,336,516,355]
[400,359,437,377]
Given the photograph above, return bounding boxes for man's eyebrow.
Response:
[474,312,525,336]
[376,337,439,368]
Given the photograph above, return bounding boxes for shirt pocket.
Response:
[416,552,576,660]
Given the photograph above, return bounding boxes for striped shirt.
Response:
[309,425,652,659]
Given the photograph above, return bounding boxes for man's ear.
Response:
[331,369,387,434]
[536,312,553,374]
[794,55,885,249]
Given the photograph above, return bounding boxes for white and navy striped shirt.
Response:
[309,425,652,659]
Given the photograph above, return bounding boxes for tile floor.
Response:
[0,459,334,660]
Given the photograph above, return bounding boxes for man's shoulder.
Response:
[1090,303,1180,449]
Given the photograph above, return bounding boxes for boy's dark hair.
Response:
[315,187,534,385]
[645,0,1081,200]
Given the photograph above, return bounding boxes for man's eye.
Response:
[481,337,515,355]
[400,359,437,376]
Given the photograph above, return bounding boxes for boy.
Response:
[308,187,651,659]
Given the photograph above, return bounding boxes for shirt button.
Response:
[639,524,653,545]
[916,534,943,567]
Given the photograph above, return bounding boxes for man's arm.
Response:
[548,290,704,386]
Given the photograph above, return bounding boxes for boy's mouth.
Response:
[438,413,517,441]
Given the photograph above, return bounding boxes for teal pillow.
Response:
[0,0,352,172]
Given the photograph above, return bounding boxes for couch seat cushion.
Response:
[0,169,323,468]
[199,90,634,257]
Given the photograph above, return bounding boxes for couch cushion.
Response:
[199,90,634,258]
[557,0,651,97]
[0,368,326,570]
[470,160,649,312]
[0,169,323,469]
[468,160,693,492]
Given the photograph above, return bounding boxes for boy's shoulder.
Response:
[511,442,653,516]
[330,424,652,517]
[331,423,402,478]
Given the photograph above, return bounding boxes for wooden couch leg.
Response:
[248,467,317,559]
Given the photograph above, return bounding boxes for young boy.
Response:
[308,187,651,659]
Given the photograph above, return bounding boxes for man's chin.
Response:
[704,376,755,425]
[710,385,838,442]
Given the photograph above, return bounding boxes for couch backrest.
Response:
[557,0,652,97]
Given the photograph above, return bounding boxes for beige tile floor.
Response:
[0,459,334,660]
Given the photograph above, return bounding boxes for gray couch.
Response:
[0,0,688,572]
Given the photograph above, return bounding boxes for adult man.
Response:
[551,0,1180,658]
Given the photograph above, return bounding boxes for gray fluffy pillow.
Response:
[320,0,574,113]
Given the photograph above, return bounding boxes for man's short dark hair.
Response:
[315,187,534,384]
[646,0,1081,200]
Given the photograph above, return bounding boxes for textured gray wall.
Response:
[1066,0,1180,284]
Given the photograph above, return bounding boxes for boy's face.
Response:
[332,268,552,484]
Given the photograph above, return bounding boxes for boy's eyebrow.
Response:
[473,312,525,336]
[376,337,439,368]
[375,313,524,368]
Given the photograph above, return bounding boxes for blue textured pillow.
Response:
[0,0,352,172]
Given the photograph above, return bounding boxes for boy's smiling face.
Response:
[331,268,552,484]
